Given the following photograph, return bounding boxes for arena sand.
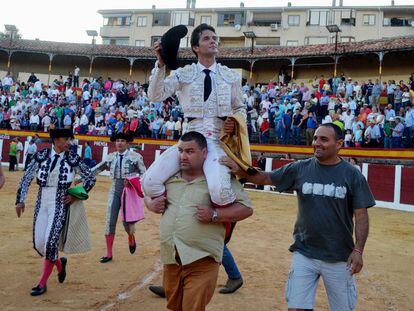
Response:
[1,172,413,310]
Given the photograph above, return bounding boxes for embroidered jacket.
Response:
[93,150,146,180]
[16,148,96,204]
[148,62,245,120]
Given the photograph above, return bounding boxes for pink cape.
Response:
[121,176,145,223]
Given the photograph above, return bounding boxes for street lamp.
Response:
[243,31,257,81]
[243,31,257,54]
[326,24,341,76]
[326,24,341,54]
[86,30,98,45]
[86,30,98,79]
[4,24,17,70]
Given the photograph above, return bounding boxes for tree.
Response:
[0,28,22,40]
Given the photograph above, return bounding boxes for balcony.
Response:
[383,17,414,26]
[100,26,131,38]
[249,12,282,27]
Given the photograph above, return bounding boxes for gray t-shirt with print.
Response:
[270,158,375,262]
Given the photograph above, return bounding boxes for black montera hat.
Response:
[110,132,133,142]
[49,128,74,139]
[161,25,188,70]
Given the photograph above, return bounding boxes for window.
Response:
[363,14,376,26]
[340,10,355,26]
[308,10,329,26]
[151,36,162,46]
[201,16,212,25]
[383,17,413,27]
[255,37,280,46]
[103,16,131,26]
[340,36,355,43]
[153,12,171,26]
[135,40,145,47]
[222,14,236,26]
[102,38,130,45]
[305,36,328,45]
[288,15,300,26]
[172,11,195,26]
[137,16,147,27]
[217,12,244,26]
[286,40,299,46]
[118,16,131,26]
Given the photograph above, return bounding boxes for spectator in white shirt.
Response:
[174,117,182,139]
[29,113,40,130]
[165,116,175,140]
[385,104,396,121]
[41,113,51,132]
[364,121,381,147]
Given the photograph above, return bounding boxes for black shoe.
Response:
[58,257,67,283]
[100,256,113,263]
[219,278,243,294]
[31,284,41,291]
[30,285,47,296]
[149,285,166,298]
[129,241,136,254]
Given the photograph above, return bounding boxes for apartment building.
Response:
[98,1,414,48]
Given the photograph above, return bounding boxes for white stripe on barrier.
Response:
[394,165,402,206]
[22,140,29,170]
[77,145,83,157]
[99,146,110,176]
[362,163,369,180]
[0,139,3,162]
[264,157,273,191]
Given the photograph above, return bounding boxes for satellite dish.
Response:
[235,24,241,31]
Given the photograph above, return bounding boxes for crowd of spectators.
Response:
[1,69,414,149]
[245,73,414,148]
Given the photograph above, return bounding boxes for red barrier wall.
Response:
[367,164,395,203]
[272,159,294,170]
[401,167,414,205]
[1,135,413,210]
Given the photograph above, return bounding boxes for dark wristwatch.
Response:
[211,209,218,222]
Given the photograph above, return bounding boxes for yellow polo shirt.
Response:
[160,173,251,265]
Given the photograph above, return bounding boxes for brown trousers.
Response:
[306,128,316,146]
[163,256,219,311]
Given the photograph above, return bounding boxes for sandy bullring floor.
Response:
[0,171,413,310]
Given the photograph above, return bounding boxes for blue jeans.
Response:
[292,126,301,145]
[403,126,413,148]
[260,131,269,144]
[282,127,291,144]
[151,129,159,139]
[391,137,402,148]
[383,137,391,149]
[80,124,88,134]
[222,245,241,280]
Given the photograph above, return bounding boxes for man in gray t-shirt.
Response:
[220,123,375,311]
[270,157,374,263]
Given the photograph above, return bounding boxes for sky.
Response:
[0,0,413,44]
